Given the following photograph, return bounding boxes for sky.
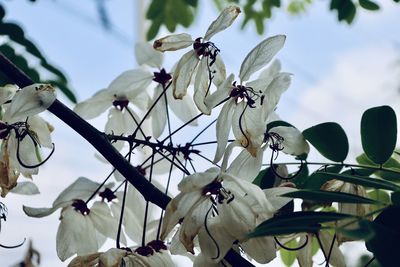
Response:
[0,0,399,266]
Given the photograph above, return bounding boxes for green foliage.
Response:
[361,106,397,165]
[253,167,277,189]
[359,0,380,10]
[146,0,197,40]
[368,189,391,212]
[314,171,400,191]
[279,239,298,267]
[0,4,76,102]
[357,153,400,182]
[282,189,381,204]
[249,211,352,237]
[303,122,349,162]
[366,206,400,267]
[336,219,375,241]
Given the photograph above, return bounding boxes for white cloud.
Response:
[290,41,400,160]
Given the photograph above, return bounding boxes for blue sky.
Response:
[1,1,399,266]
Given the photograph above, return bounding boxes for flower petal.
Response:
[204,6,241,41]
[269,126,310,156]
[108,69,153,93]
[172,51,200,99]
[241,236,276,264]
[193,58,212,115]
[153,33,194,52]
[150,85,167,138]
[239,35,286,83]
[10,181,39,195]
[56,207,98,261]
[135,42,164,68]
[214,100,235,163]
[4,84,56,123]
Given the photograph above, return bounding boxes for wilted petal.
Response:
[172,51,200,99]
[231,102,265,156]
[160,191,203,240]
[204,6,241,41]
[4,84,56,123]
[214,100,235,163]
[153,33,194,52]
[108,69,153,93]
[180,199,212,253]
[135,42,164,69]
[239,35,286,83]
[56,207,98,261]
[194,59,212,115]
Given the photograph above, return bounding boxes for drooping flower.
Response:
[153,6,241,114]
[207,36,288,162]
[134,42,198,138]
[0,84,56,196]
[160,167,295,264]
[321,179,371,243]
[68,241,175,267]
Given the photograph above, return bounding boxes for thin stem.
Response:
[315,232,329,266]
[116,180,128,248]
[142,151,155,247]
[126,107,146,138]
[133,81,171,137]
[189,118,217,144]
[191,139,235,147]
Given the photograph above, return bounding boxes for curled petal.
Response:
[153,33,194,52]
[214,100,235,163]
[193,59,212,115]
[204,6,241,41]
[172,51,200,99]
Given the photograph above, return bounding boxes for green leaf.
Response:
[368,190,391,212]
[282,189,381,204]
[391,191,400,205]
[249,211,352,238]
[315,172,400,191]
[0,4,5,20]
[280,239,298,267]
[356,153,400,182]
[252,211,351,233]
[266,120,294,132]
[361,106,397,165]
[336,219,375,240]
[359,0,380,10]
[253,167,276,189]
[303,122,349,162]
[366,206,400,267]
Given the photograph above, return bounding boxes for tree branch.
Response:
[0,52,255,267]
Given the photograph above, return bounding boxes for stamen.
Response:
[147,240,167,252]
[99,188,117,202]
[16,137,55,169]
[204,205,220,260]
[153,68,172,85]
[112,97,129,111]
[72,199,90,215]
[135,245,154,256]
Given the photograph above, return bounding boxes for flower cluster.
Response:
[0,84,56,197]
[20,5,323,267]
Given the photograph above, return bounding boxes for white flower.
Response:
[68,243,175,267]
[0,84,55,196]
[134,42,198,138]
[153,6,241,114]
[160,167,292,264]
[209,36,288,162]
[74,84,150,150]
